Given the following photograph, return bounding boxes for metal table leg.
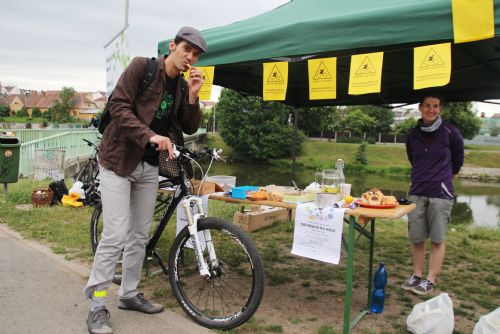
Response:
[343,216,356,334]
[342,217,376,334]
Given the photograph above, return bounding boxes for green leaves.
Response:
[216,89,305,161]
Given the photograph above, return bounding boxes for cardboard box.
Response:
[233,207,290,232]
[191,179,218,195]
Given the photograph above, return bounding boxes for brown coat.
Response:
[98,56,201,176]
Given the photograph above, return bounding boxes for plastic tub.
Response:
[231,186,259,199]
[206,175,236,193]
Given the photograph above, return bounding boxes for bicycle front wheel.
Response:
[168,217,265,329]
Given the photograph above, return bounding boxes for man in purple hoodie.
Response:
[402,94,464,295]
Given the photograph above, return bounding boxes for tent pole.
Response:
[291,108,298,181]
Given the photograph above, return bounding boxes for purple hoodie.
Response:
[406,121,464,199]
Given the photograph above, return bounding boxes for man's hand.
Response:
[187,66,204,104]
[149,135,174,160]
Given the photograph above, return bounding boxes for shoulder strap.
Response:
[138,57,157,94]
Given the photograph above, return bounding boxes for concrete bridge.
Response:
[6,128,207,179]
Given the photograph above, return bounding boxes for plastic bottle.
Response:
[335,158,345,186]
[371,262,387,314]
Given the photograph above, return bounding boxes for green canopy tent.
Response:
[159,0,500,107]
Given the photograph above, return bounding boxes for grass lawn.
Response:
[1,178,498,333]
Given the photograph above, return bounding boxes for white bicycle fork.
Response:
[181,196,219,278]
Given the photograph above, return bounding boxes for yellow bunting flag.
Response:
[197,66,215,101]
[348,52,384,95]
[452,0,494,44]
[414,43,451,90]
[308,57,337,100]
[263,62,288,101]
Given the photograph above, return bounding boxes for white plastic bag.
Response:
[473,307,500,334]
[69,181,85,199]
[406,292,454,334]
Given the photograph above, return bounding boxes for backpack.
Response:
[98,57,157,134]
[48,179,69,204]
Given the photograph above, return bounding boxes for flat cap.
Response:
[175,26,207,53]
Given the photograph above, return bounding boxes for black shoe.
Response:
[117,293,164,314]
[87,306,112,334]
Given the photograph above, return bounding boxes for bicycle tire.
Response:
[168,217,265,329]
[90,203,122,285]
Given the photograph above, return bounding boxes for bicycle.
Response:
[89,146,265,329]
[74,138,101,206]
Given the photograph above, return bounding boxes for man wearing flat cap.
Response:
[84,26,207,334]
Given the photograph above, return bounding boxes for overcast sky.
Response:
[0,0,288,92]
[1,0,499,116]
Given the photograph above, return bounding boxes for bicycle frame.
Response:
[145,148,216,279]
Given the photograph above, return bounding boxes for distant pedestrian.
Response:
[89,116,99,129]
[402,94,464,296]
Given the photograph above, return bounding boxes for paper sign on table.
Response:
[291,203,345,264]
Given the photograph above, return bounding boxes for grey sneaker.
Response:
[411,278,434,295]
[87,306,112,334]
[118,293,164,314]
[401,274,421,291]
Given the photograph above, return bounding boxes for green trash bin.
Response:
[0,136,21,183]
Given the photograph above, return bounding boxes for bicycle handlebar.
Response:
[173,145,225,162]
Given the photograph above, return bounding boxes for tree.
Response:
[51,87,75,122]
[362,105,394,134]
[31,107,42,117]
[16,107,30,117]
[0,105,10,117]
[441,102,481,139]
[216,89,305,161]
[395,118,417,135]
[341,109,377,136]
[297,106,340,136]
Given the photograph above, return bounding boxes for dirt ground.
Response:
[141,262,479,334]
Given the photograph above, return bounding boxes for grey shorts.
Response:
[407,195,453,244]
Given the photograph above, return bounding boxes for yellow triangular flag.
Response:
[308,57,337,100]
[452,0,494,44]
[263,62,288,101]
[414,43,451,90]
[197,66,215,101]
[348,52,384,95]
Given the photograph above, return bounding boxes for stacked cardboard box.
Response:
[233,206,290,232]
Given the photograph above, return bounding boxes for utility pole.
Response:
[104,0,130,48]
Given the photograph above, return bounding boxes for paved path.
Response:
[0,224,212,334]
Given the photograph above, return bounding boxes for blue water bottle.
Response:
[370,262,387,314]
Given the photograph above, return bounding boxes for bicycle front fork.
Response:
[181,196,219,279]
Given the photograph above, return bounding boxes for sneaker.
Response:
[411,279,434,295]
[118,293,164,314]
[87,306,112,334]
[401,274,421,291]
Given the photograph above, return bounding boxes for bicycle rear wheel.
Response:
[168,217,265,329]
[75,160,98,185]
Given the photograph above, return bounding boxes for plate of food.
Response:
[355,200,397,209]
[356,188,398,209]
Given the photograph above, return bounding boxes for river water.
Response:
[201,162,500,228]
